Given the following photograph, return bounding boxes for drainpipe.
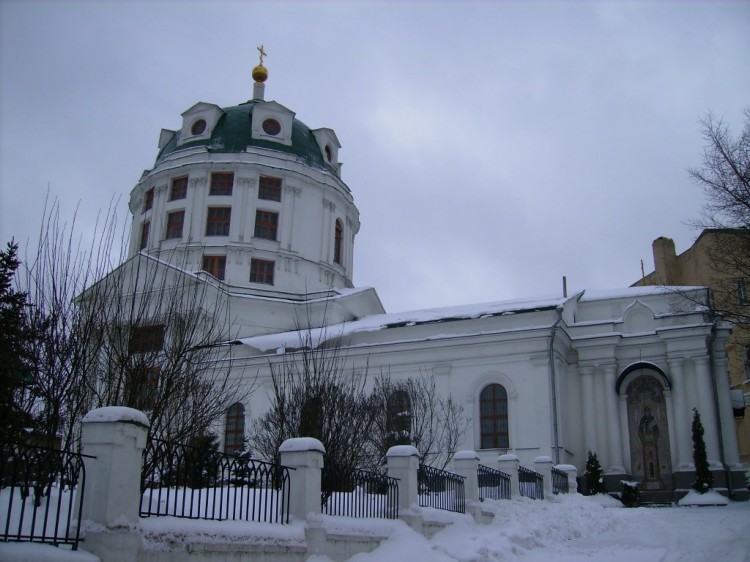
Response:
[549,307,563,464]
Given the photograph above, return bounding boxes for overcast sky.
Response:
[1,1,748,313]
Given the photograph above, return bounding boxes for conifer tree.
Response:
[691,408,713,493]
[584,450,606,495]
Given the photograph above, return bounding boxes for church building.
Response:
[120,53,747,501]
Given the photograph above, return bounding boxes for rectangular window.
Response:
[254,210,278,240]
[169,176,188,200]
[737,278,748,306]
[250,259,274,285]
[128,324,166,353]
[258,175,282,201]
[206,207,231,236]
[144,187,154,212]
[202,255,226,281]
[131,366,159,411]
[140,221,150,250]
[210,172,234,196]
[165,210,184,239]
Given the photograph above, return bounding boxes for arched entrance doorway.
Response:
[622,367,673,491]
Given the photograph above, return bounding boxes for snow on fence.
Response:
[477,464,511,501]
[518,465,544,500]
[0,441,91,550]
[321,463,399,519]
[140,438,291,524]
[418,463,465,513]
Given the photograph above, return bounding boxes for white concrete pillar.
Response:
[77,407,149,562]
[693,355,721,467]
[453,450,479,503]
[554,464,578,493]
[580,367,597,457]
[279,437,325,521]
[386,445,420,513]
[534,456,554,498]
[497,453,521,499]
[79,407,149,526]
[618,394,632,472]
[603,364,625,473]
[668,357,694,469]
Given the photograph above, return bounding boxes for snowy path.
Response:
[344,495,750,562]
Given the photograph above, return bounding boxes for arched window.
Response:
[480,384,509,449]
[224,403,245,454]
[386,389,412,446]
[334,219,343,265]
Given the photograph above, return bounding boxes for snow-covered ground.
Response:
[2,494,749,561]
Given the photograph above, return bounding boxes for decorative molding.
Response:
[190,177,207,187]
[284,185,302,196]
[237,177,256,188]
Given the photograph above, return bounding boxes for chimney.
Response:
[652,237,677,285]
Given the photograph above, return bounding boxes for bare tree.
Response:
[18,197,250,451]
[689,109,750,326]
[250,324,380,472]
[371,372,470,469]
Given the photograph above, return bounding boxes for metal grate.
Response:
[518,465,544,500]
[477,464,511,501]
[321,463,399,519]
[418,464,465,513]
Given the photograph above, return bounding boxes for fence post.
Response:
[78,406,150,562]
[534,456,554,498]
[279,437,325,521]
[386,445,420,519]
[497,453,521,499]
[453,450,481,521]
[555,464,579,493]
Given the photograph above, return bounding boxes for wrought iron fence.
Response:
[321,463,399,519]
[417,464,465,513]
[477,464,511,501]
[518,465,544,500]
[1,441,91,550]
[140,438,292,524]
[551,466,569,494]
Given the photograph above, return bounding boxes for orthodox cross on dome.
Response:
[257,44,267,66]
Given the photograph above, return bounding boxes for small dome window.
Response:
[325,145,332,162]
[262,118,281,136]
[191,119,207,136]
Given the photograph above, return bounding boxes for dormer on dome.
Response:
[311,128,342,176]
[251,101,294,147]
[177,102,225,147]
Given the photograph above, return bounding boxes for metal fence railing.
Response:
[417,464,465,513]
[140,438,292,524]
[551,466,569,494]
[1,441,92,550]
[518,465,544,500]
[321,463,399,519]
[477,464,511,501]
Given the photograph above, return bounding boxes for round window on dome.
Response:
[191,119,207,136]
[262,118,281,136]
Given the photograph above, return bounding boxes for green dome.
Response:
[155,101,335,173]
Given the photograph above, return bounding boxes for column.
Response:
[712,351,741,466]
[618,394,631,472]
[453,450,481,521]
[283,185,300,251]
[580,367,597,457]
[593,368,607,463]
[534,456,554,498]
[668,357,694,469]
[279,438,325,521]
[386,445,420,513]
[236,177,256,243]
[603,364,625,473]
[497,453,521,499]
[187,176,206,242]
[693,355,721,466]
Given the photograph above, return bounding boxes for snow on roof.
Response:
[239,294,568,352]
[579,286,707,302]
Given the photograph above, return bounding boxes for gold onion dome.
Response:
[252,64,268,83]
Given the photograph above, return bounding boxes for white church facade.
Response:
[119,58,747,500]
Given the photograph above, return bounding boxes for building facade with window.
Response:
[634,232,750,466]
[112,62,747,500]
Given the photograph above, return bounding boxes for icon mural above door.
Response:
[625,371,673,491]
